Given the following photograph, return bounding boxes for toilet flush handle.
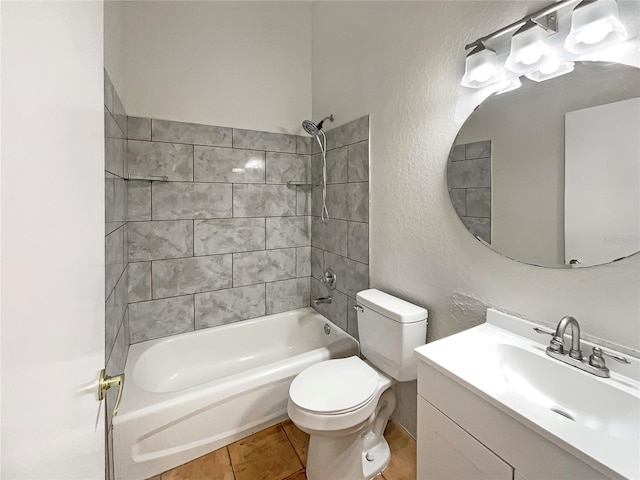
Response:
[353,304,364,313]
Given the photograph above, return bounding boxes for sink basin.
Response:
[415,308,640,479]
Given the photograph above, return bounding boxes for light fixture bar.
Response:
[464,0,580,51]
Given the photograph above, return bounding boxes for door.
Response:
[564,97,640,266]
[1,1,106,478]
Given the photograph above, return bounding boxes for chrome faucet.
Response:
[536,316,630,378]
[314,296,333,306]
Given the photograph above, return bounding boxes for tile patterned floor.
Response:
[150,419,416,480]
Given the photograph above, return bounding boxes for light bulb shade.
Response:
[564,0,627,54]
[461,45,500,88]
[505,21,554,74]
[525,61,575,82]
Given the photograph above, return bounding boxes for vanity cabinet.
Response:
[416,361,614,480]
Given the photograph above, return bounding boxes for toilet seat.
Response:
[289,357,379,415]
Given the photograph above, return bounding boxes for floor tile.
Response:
[228,424,303,480]
[283,470,307,480]
[161,447,234,480]
[381,421,416,480]
[282,420,310,465]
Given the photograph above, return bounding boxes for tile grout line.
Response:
[226,446,237,480]
[280,422,305,472]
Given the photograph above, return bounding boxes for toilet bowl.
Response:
[287,289,428,480]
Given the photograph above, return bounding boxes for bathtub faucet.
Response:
[314,296,332,306]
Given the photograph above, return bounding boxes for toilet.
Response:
[287,289,428,480]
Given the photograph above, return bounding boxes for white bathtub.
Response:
[113,307,358,480]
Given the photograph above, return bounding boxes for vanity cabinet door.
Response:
[417,397,514,480]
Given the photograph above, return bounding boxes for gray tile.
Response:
[449,188,466,217]
[152,182,232,220]
[105,135,125,176]
[129,295,194,343]
[105,108,124,140]
[466,188,491,217]
[311,277,348,332]
[127,140,193,181]
[105,311,129,425]
[326,182,369,222]
[325,116,368,150]
[462,216,491,244]
[194,146,265,183]
[152,254,232,298]
[296,246,311,277]
[311,217,348,256]
[233,249,296,286]
[311,247,324,281]
[195,284,265,329]
[266,152,310,184]
[128,220,193,261]
[297,186,311,215]
[105,173,127,235]
[297,136,312,154]
[347,221,368,264]
[104,69,114,114]
[326,147,348,184]
[112,89,127,136]
[465,140,491,160]
[128,180,151,221]
[194,218,265,255]
[347,141,369,182]
[347,297,359,340]
[105,226,125,298]
[152,119,232,147]
[324,252,369,298]
[105,269,128,359]
[266,278,310,314]
[128,117,151,141]
[451,144,466,161]
[128,261,151,303]
[233,184,296,217]
[447,158,491,189]
[233,128,296,153]
[311,153,322,185]
[266,216,311,249]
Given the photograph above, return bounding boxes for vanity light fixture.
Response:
[461,43,500,88]
[564,0,627,54]
[495,78,522,95]
[526,61,576,82]
[505,21,555,74]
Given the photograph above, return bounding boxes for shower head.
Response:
[302,115,334,136]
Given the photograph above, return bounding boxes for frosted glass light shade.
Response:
[564,0,627,54]
[461,45,500,88]
[505,21,554,74]
[526,61,575,82]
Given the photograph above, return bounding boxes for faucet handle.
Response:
[591,346,630,365]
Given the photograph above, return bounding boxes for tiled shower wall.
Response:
[310,116,370,339]
[448,140,492,244]
[104,71,129,479]
[125,118,314,343]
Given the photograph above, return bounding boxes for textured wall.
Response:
[310,116,370,338]
[126,118,313,343]
[116,1,312,134]
[312,0,640,436]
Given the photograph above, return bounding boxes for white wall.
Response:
[457,63,639,266]
[312,0,640,435]
[104,0,126,96]
[116,1,312,133]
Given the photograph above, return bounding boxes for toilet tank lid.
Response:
[356,289,428,323]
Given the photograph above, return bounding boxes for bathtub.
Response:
[113,307,358,480]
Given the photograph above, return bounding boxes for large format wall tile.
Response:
[152,254,232,298]
[233,128,297,153]
[128,180,151,221]
[128,261,151,303]
[323,252,368,299]
[326,116,368,151]
[105,269,128,359]
[297,136,311,155]
[194,218,265,255]
[311,247,324,280]
[105,226,125,297]
[128,117,151,141]
[266,216,311,249]
[129,295,194,343]
[311,277,347,331]
[127,140,194,181]
[266,278,310,314]
[296,247,311,277]
[105,134,125,177]
[446,158,491,189]
[233,249,296,286]
[233,184,296,217]
[105,173,127,235]
[265,152,310,184]
[347,221,369,264]
[195,284,265,329]
[311,217,348,256]
[465,188,491,217]
[296,186,311,215]
[152,119,232,147]
[128,220,193,261]
[326,147,347,184]
[347,141,368,182]
[326,183,369,222]
[152,182,232,220]
[465,140,491,160]
[194,146,265,183]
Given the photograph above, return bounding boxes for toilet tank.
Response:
[356,289,428,382]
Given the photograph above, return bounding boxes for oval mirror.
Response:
[448,61,640,268]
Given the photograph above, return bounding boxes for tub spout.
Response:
[314,296,332,306]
